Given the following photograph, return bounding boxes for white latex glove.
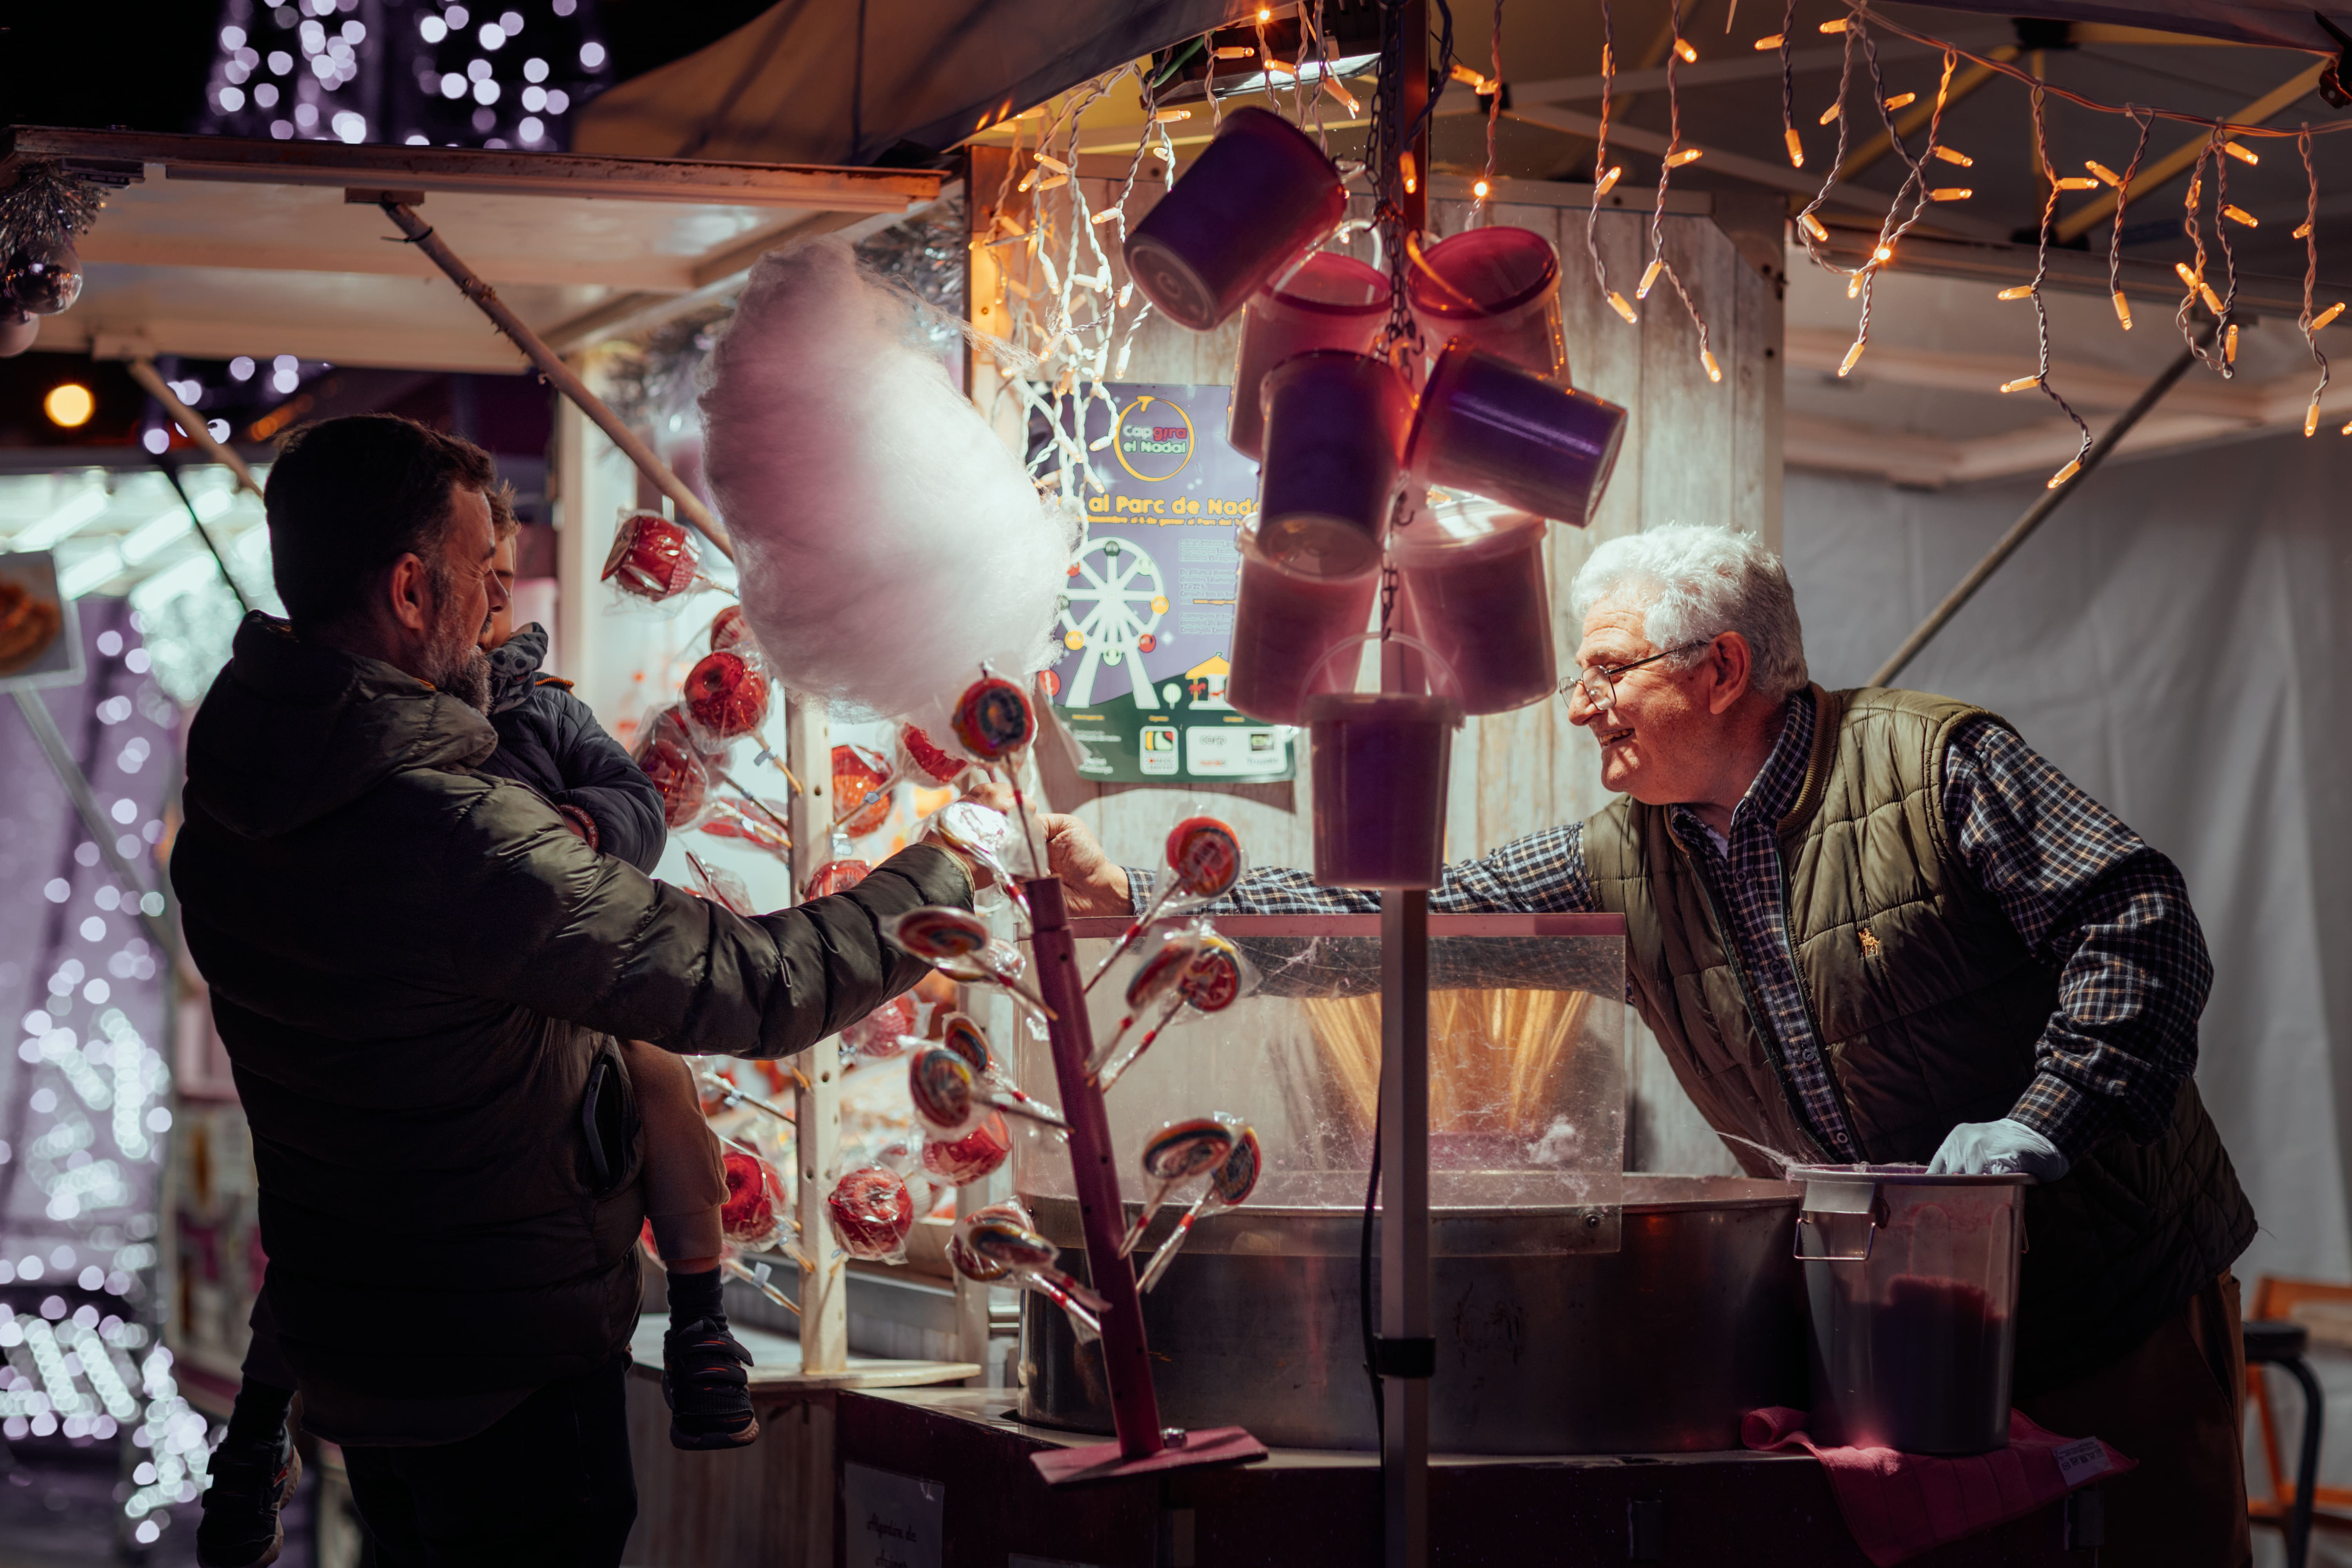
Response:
[1927,1118,2069,1182]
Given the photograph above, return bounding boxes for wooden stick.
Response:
[125,359,267,500]
[373,199,735,560]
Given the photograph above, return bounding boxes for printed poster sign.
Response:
[1045,383,1294,785]
[843,1462,942,1568]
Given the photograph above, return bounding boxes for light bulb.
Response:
[2047,458,2081,488]
[1784,127,1804,168]
[1798,212,1829,241]
[1930,188,1972,201]
[1675,38,1697,62]
[1595,165,1622,198]
[2226,323,2239,363]
[1608,292,1638,324]
[2295,219,2314,240]
[1883,91,1915,111]
[1637,258,1664,299]
[1818,101,1842,126]
[2222,205,2256,228]
[2053,177,2097,191]
[1700,349,1722,383]
[1473,178,1490,199]
[1838,339,1866,376]
[1933,145,1973,167]
[2223,140,2258,165]
[2112,290,2132,330]
[1998,285,2033,301]
[2085,160,2123,187]
[1666,147,1702,168]
[1035,153,1069,172]
[1754,33,1784,49]
[2000,375,2040,393]
[1819,17,1847,31]
[2307,395,2321,437]
[2314,302,2345,330]
[1873,244,1893,262]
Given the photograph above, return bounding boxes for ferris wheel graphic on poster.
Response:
[1056,535,1169,709]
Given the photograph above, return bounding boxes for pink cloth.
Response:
[1742,1406,2136,1567]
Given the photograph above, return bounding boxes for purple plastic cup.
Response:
[1257,350,1411,577]
[1224,528,1381,726]
[1227,252,1389,461]
[1389,505,1556,716]
[1407,227,1568,383]
[1125,107,1347,332]
[1404,340,1629,526]
[1306,690,1464,889]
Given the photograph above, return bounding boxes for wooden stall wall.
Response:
[972,167,1786,1172]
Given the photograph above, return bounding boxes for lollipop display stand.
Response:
[1022,876,1268,1485]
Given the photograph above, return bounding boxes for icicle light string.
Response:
[1306,0,1335,153]
[2103,106,2152,332]
[1584,0,1635,323]
[1776,0,1800,168]
[2207,125,2243,374]
[2172,131,2235,379]
[1476,0,1505,216]
[1642,0,1721,381]
[2022,79,2096,489]
[1791,14,1861,275]
[2292,127,2339,437]
[1841,43,1957,379]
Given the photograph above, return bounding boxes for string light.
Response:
[1584,0,1634,326]
[1838,339,1866,375]
[2315,302,2346,330]
[2105,106,2152,335]
[1929,187,1972,201]
[2225,322,2238,362]
[1999,375,2040,392]
[1665,146,1703,167]
[2113,291,2132,330]
[2085,159,2124,187]
[1883,91,1915,111]
[1784,128,1804,167]
[2296,219,2314,240]
[1998,284,2033,300]
[1755,33,1783,50]
[1818,101,1842,125]
[1933,145,1972,166]
[2021,76,2095,489]
[1701,348,1722,381]
[2222,204,2257,227]
[1630,2,1722,382]
[1818,17,1846,32]
[1798,211,1828,240]
[2298,128,2331,436]
[2223,140,2259,165]
[1595,165,1622,197]
[1675,39,1697,62]
[1637,258,1665,298]
[2053,176,2098,190]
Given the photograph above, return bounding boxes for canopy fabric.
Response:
[1887,0,2349,53]
[574,0,1252,166]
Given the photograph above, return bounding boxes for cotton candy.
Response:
[699,239,1073,750]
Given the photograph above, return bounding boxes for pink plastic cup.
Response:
[1407,227,1568,383]
[1125,107,1347,332]
[1224,526,1381,726]
[1257,350,1411,577]
[1227,252,1390,461]
[1404,340,1628,526]
[1389,505,1556,715]
[1301,635,1464,890]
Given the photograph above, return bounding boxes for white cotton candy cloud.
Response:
[699,239,1072,750]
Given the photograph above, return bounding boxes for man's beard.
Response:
[424,641,492,714]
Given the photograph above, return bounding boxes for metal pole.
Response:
[1866,341,2199,689]
[370,198,736,561]
[12,690,179,961]
[125,360,267,501]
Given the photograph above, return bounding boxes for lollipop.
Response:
[683,650,771,750]
[682,849,754,916]
[951,671,1045,882]
[833,743,895,837]
[720,1148,789,1247]
[884,906,1055,1018]
[1086,817,1245,989]
[909,1045,1067,1136]
[698,1067,794,1128]
[827,1165,915,1262]
[920,1111,1011,1188]
[955,1212,1109,1344]
[929,800,1033,917]
[602,511,706,602]
[802,858,873,900]
[1087,929,1228,1081]
[710,603,757,653]
[1118,1117,1237,1256]
[1136,1124,1262,1293]
[900,724,968,786]
[1094,933,1249,1092]
[936,1011,1055,1121]
[841,993,918,1062]
[633,708,709,829]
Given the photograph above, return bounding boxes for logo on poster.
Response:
[1114,394,1194,482]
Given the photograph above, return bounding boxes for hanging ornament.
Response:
[0,163,101,319]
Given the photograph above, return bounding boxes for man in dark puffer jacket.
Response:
[171,416,975,1566]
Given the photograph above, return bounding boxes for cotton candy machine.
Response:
[1010,915,1807,1454]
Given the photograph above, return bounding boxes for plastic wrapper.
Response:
[1136,1123,1263,1293]
[827,1164,915,1263]
[720,1147,789,1249]
[833,743,895,838]
[802,857,873,900]
[908,1044,1067,1137]
[1118,1116,1238,1255]
[603,510,713,604]
[1087,816,1247,985]
[939,1011,1056,1123]
[950,673,1037,763]
[920,1110,1011,1189]
[632,705,710,829]
[709,603,758,653]
[681,648,773,753]
[899,724,968,786]
[682,849,754,916]
[928,800,1036,916]
[1089,928,1254,1085]
[951,1210,1109,1344]
[882,905,1055,1017]
[698,797,791,860]
[841,993,918,1061]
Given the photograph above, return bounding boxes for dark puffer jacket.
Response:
[171,614,969,1402]
[480,623,665,874]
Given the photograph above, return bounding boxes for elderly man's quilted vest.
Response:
[1582,685,2254,1392]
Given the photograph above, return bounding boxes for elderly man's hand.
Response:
[1037,813,1132,917]
[1926,1118,2069,1182]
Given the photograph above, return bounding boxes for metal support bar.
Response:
[371,198,735,560]
[12,690,179,961]
[1866,341,2201,689]
[125,359,266,501]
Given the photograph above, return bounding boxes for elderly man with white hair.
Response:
[1042,521,2255,1564]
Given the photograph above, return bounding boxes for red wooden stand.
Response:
[1022,876,1268,1485]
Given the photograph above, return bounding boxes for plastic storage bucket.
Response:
[1227,252,1390,461]
[1791,1164,2029,1455]
[1388,502,1555,716]
[1303,634,1464,889]
[1224,526,1382,726]
[1405,340,1628,526]
[1258,350,1412,578]
[1406,227,1568,383]
[1125,107,1348,332]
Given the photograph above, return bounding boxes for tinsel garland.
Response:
[0,161,103,258]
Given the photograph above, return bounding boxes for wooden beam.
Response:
[2054,63,2328,242]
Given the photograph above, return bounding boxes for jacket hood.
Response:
[184,613,500,839]
[487,622,550,716]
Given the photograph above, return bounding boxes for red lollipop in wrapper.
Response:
[951,675,1036,762]
[632,707,708,829]
[833,743,894,837]
[720,1149,788,1247]
[900,725,967,785]
[842,993,917,1060]
[710,604,756,653]
[922,1111,1011,1187]
[802,858,872,900]
[603,511,702,602]
[683,650,771,750]
[827,1165,915,1262]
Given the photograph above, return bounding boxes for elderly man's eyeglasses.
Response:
[1559,642,1710,713]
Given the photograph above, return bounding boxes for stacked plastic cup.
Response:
[1124,107,1348,331]
[1227,252,1389,461]
[1405,341,1629,526]
[1257,350,1412,578]
[1224,525,1381,726]
[1406,227,1568,384]
[1389,503,1556,715]
[1300,635,1464,889]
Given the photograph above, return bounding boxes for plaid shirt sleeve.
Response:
[1944,719,2211,1157]
[1127,822,1599,918]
